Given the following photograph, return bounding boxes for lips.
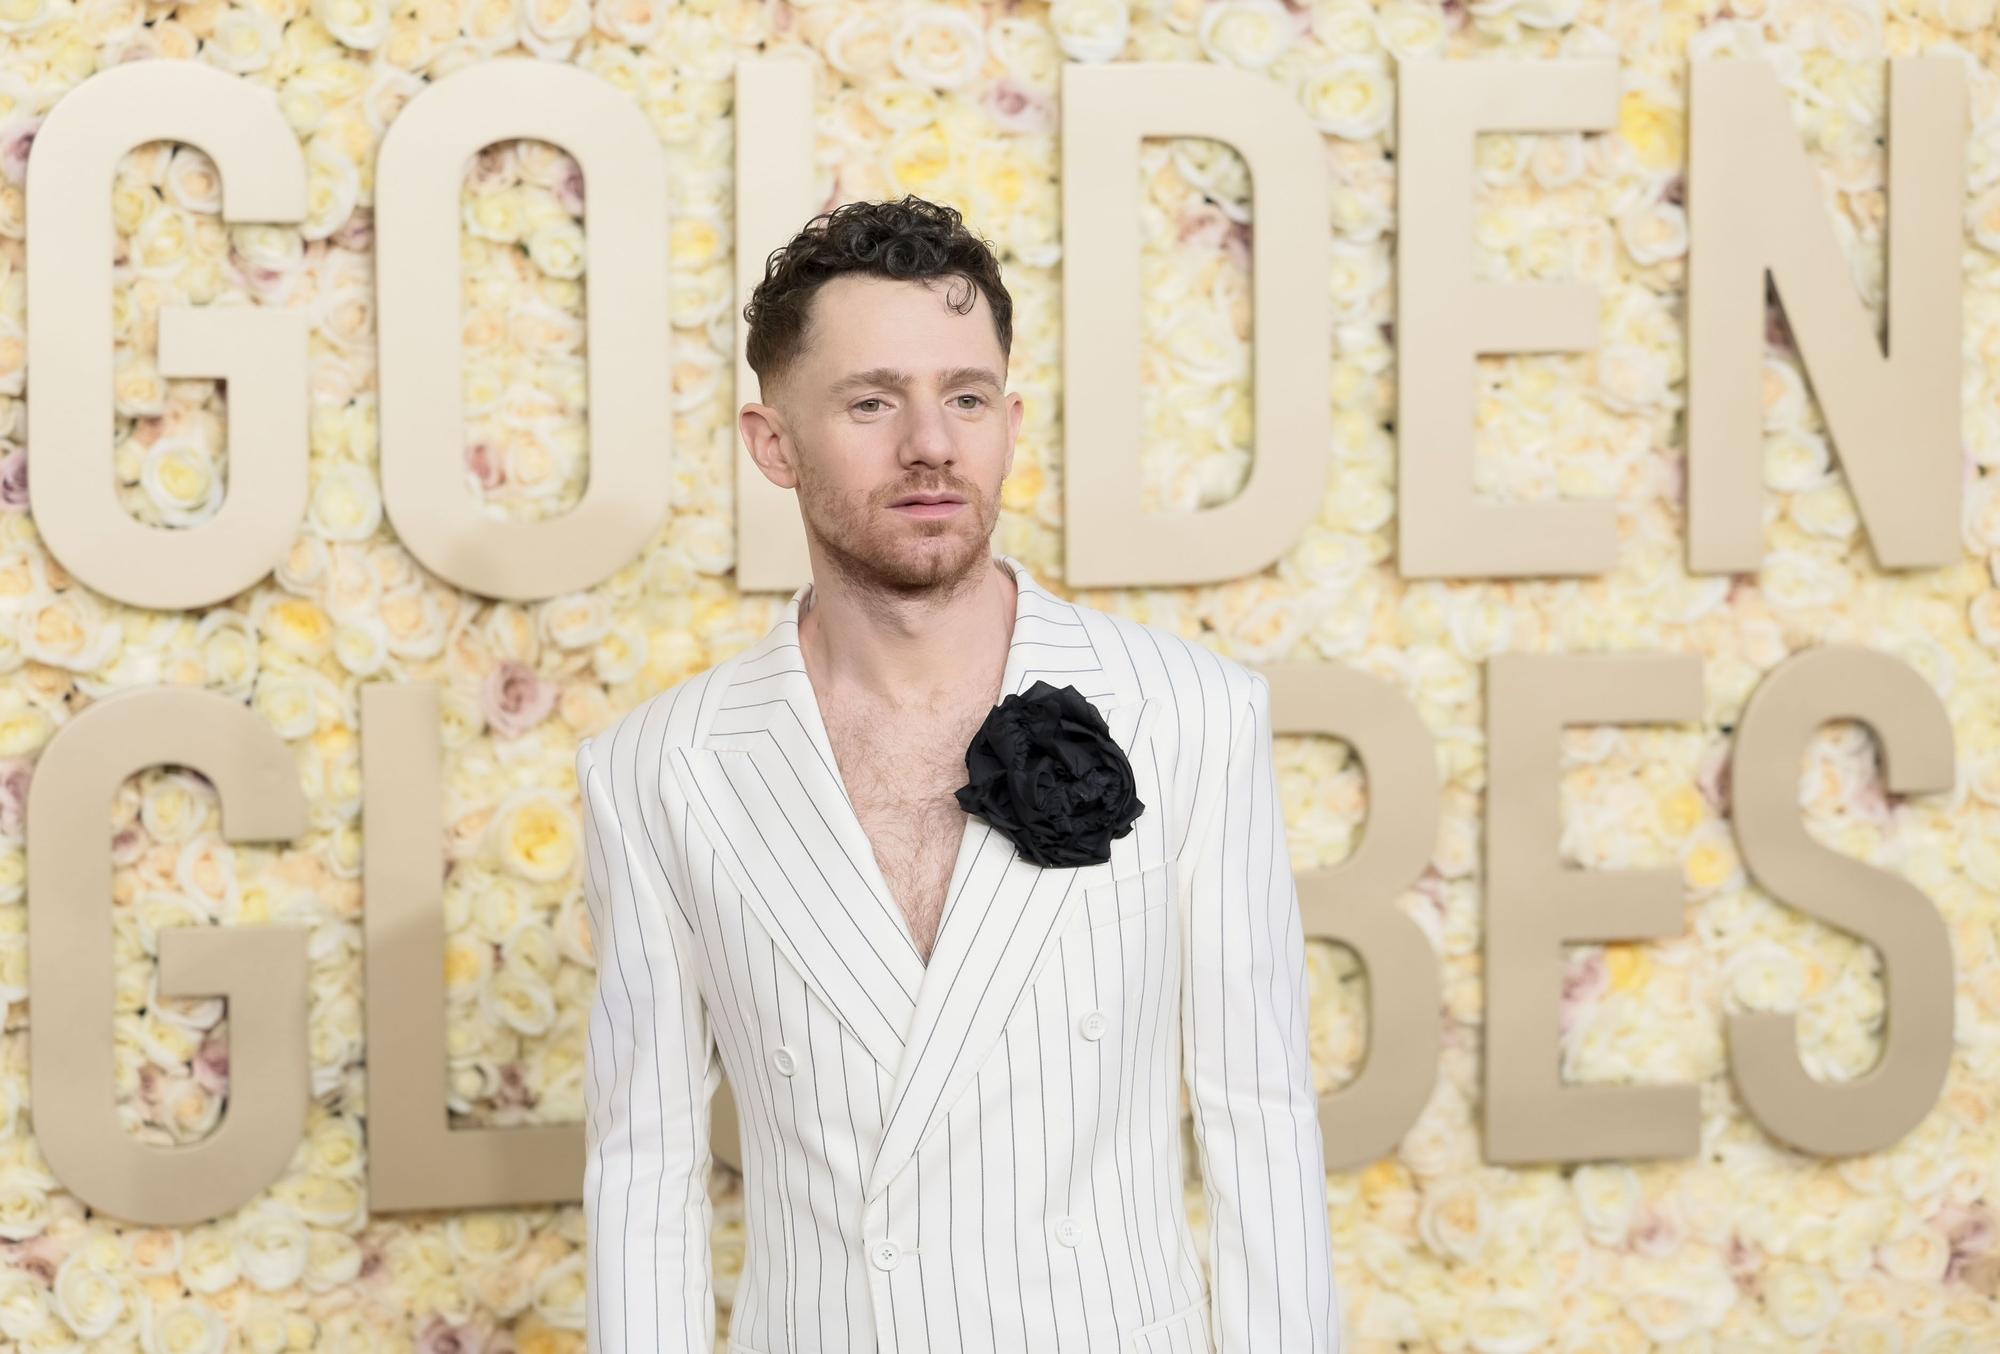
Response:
[891,494,964,507]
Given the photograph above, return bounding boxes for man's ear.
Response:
[1004,391,1024,479]
[739,402,799,490]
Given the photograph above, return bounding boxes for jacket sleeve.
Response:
[1180,670,1344,1352]
[576,733,720,1354]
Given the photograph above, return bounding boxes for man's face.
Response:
[740,273,1024,593]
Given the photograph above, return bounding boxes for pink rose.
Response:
[482,660,557,739]
[417,1314,487,1354]
[466,441,505,492]
[0,757,30,837]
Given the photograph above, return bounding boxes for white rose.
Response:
[1570,1163,1642,1245]
[313,0,391,50]
[233,1203,310,1291]
[1373,0,1447,57]
[51,1255,124,1339]
[1199,0,1296,69]
[307,461,382,542]
[483,966,558,1036]
[1725,939,1805,1011]
[1049,0,1127,63]
[891,5,985,90]
[141,1296,225,1352]
[824,10,891,77]
[1296,54,1392,139]
[203,4,280,72]
[176,1226,240,1294]
[1616,200,1687,265]
[161,147,222,214]
[1764,427,1832,494]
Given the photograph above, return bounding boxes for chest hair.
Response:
[820,699,991,965]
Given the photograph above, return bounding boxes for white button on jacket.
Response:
[577,554,1344,1354]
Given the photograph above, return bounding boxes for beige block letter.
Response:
[1262,662,1443,1171]
[1687,58,1964,573]
[1484,652,1703,1164]
[376,61,672,601]
[1395,60,1618,579]
[362,683,585,1209]
[29,688,310,1224]
[1727,645,1955,1155]
[1061,63,1330,588]
[25,62,308,610]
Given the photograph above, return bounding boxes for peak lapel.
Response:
[866,558,1152,1198]
[666,587,926,1076]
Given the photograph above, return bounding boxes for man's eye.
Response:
[855,399,883,412]
[955,395,985,408]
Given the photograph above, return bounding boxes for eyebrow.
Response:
[828,366,1003,398]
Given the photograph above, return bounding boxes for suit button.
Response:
[869,1239,901,1271]
[771,1046,796,1076]
[1054,1216,1083,1246]
[1077,1010,1108,1041]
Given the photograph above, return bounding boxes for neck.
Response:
[799,553,1015,712]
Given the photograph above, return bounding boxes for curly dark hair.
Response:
[742,195,1013,402]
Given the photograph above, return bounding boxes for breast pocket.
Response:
[1066,855,1176,936]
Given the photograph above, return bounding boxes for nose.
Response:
[900,395,957,466]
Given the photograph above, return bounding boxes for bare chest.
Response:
[821,702,990,965]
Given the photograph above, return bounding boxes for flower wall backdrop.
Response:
[0,0,1994,1348]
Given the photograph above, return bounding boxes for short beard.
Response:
[796,452,992,600]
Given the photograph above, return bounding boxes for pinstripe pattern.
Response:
[577,555,1342,1353]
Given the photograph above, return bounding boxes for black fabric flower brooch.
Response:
[954,679,1144,868]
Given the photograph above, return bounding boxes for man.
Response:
[575,195,1341,1353]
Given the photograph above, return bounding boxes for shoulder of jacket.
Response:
[1084,606,1265,716]
[576,655,742,771]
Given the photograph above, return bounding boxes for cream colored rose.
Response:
[891,4,984,90]
[539,589,611,651]
[1415,1175,1490,1261]
[989,14,1057,85]
[306,461,382,543]
[332,617,389,677]
[302,137,361,241]
[1764,427,1830,494]
[824,9,891,77]
[139,435,222,527]
[1201,0,1295,68]
[314,0,390,47]
[378,581,450,659]
[491,787,579,883]
[1759,547,1852,610]
[306,1112,364,1179]
[1296,54,1391,139]
[1373,0,1446,57]
[20,590,120,673]
[1617,200,1687,266]
[0,1167,48,1240]
[205,5,279,72]
[175,1225,240,1294]
[447,1210,530,1266]
[527,217,585,280]
[51,1254,124,1338]
[112,351,168,417]
[232,1202,309,1291]
[1049,0,1127,63]
[304,1228,362,1288]
[530,1252,587,1330]
[251,673,319,741]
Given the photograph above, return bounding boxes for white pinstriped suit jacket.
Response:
[576,554,1342,1354]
